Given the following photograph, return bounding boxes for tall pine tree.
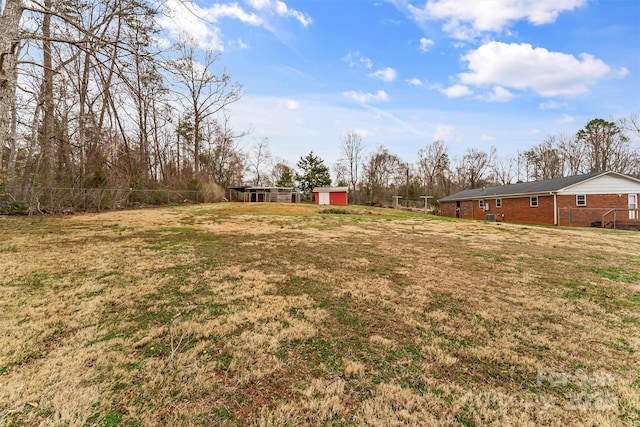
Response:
[296,151,331,200]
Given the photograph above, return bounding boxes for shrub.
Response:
[319,208,349,215]
[200,182,226,203]
[0,185,30,215]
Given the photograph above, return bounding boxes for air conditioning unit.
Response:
[485,214,497,221]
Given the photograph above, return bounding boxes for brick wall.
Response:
[557,194,629,227]
[440,201,457,217]
[440,195,555,225]
[478,196,555,225]
[440,193,635,227]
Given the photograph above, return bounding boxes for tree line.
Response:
[328,116,640,206]
[0,0,245,205]
[0,0,638,211]
[244,115,640,207]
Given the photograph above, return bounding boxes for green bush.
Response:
[0,184,29,214]
[0,198,29,215]
[319,208,349,215]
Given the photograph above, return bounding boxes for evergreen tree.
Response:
[296,151,331,199]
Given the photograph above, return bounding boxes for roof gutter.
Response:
[441,191,559,202]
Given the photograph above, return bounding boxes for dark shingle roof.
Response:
[439,171,607,202]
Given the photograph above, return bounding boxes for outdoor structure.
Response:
[228,186,299,203]
[313,187,349,206]
[438,171,640,228]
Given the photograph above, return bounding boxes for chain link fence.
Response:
[559,207,640,229]
[0,187,211,215]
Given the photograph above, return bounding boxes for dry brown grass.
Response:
[1,203,639,426]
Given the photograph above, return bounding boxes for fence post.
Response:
[568,208,572,226]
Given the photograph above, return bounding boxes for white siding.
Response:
[560,174,640,195]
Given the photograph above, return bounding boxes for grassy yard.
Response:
[1,203,639,426]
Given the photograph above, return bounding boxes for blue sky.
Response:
[158,0,640,168]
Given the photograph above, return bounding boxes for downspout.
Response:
[553,192,558,226]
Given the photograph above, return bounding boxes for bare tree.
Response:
[246,138,272,186]
[492,154,517,185]
[417,140,449,199]
[0,0,23,185]
[338,130,365,201]
[166,39,243,177]
[576,118,637,174]
[271,160,295,187]
[524,136,563,180]
[200,114,246,187]
[556,133,586,176]
[457,146,496,189]
[362,145,401,205]
[332,162,348,186]
[619,112,640,138]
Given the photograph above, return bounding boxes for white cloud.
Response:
[433,124,455,141]
[274,1,312,27]
[246,0,312,26]
[617,67,629,78]
[440,84,473,98]
[485,86,514,102]
[284,99,300,110]
[246,0,270,9]
[407,78,423,86]
[210,2,264,25]
[273,97,300,110]
[343,90,389,103]
[459,42,612,97]
[158,0,229,49]
[480,134,495,141]
[343,51,373,69]
[539,100,568,110]
[158,0,310,49]
[352,128,372,138]
[557,114,575,123]
[369,67,397,82]
[419,37,435,52]
[408,0,587,40]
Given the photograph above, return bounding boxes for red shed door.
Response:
[330,192,347,206]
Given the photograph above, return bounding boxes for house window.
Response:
[530,196,538,207]
[495,199,502,208]
[479,199,484,209]
[576,194,586,206]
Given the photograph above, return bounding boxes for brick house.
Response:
[438,171,640,227]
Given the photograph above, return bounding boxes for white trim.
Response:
[559,171,640,193]
[313,186,348,193]
[495,198,502,208]
[530,196,538,207]
[576,194,586,206]
[553,193,557,225]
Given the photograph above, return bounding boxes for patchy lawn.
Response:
[1,203,639,426]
